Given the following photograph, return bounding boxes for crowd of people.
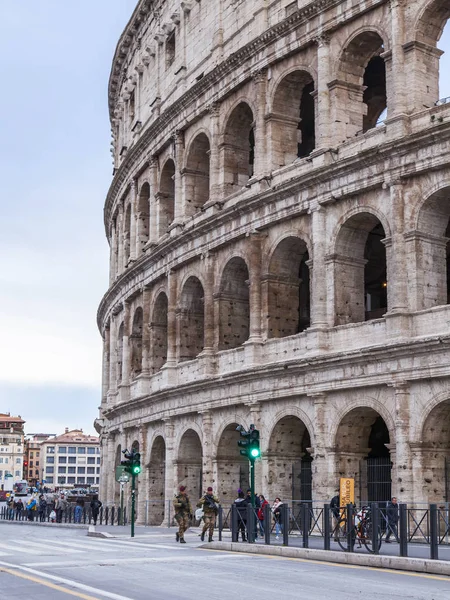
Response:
[5,493,103,524]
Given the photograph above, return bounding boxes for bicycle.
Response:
[334,506,382,553]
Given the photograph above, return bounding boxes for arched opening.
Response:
[158,159,175,236]
[267,416,312,506]
[218,257,250,351]
[184,133,210,215]
[130,307,143,378]
[177,429,203,503]
[270,70,315,168]
[416,186,450,309]
[334,213,387,325]
[266,237,310,338]
[137,183,150,253]
[222,103,254,195]
[117,322,124,383]
[151,293,168,373]
[148,436,165,525]
[179,277,205,362]
[216,423,249,503]
[421,399,450,503]
[335,31,386,139]
[335,407,391,503]
[416,1,450,104]
[124,204,131,264]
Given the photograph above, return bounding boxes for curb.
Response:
[204,542,450,576]
[87,526,115,538]
[0,520,89,530]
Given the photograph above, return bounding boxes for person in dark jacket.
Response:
[234,490,249,542]
[90,496,102,526]
[38,495,48,522]
[385,497,399,542]
[330,490,340,541]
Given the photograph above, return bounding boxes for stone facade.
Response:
[96,0,450,523]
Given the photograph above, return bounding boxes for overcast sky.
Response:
[0,4,448,437]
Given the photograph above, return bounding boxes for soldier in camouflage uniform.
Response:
[197,486,219,542]
[173,485,192,543]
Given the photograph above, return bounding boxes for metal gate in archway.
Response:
[360,457,392,502]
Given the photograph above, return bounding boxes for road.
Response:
[0,523,449,600]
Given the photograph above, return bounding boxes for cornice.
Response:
[105,0,389,231]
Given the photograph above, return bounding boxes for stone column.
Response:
[101,325,110,409]
[166,270,178,368]
[108,315,118,401]
[201,411,214,492]
[390,381,414,501]
[129,180,137,261]
[106,434,116,504]
[309,393,334,501]
[109,226,117,285]
[141,287,152,376]
[117,204,124,274]
[137,424,148,524]
[382,0,407,119]
[202,253,215,353]
[163,419,176,526]
[309,205,329,328]
[173,130,185,223]
[148,156,159,243]
[252,69,268,178]
[385,180,408,315]
[314,35,332,149]
[121,302,131,387]
[207,102,221,201]
[248,233,263,342]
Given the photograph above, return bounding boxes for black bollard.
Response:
[399,503,408,557]
[324,504,331,551]
[430,504,439,560]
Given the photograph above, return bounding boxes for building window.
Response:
[46,477,54,483]
[77,467,85,474]
[30,452,34,458]
[96,448,100,454]
[77,447,86,454]
[0,458,3,464]
[58,477,66,485]
[87,448,95,455]
[35,470,39,476]
[95,478,99,484]
[47,456,54,464]
[87,477,95,484]
[78,457,86,465]
[68,457,76,464]
[36,452,39,457]
[58,467,66,474]
[15,470,20,477]
[68,447,76,454]
[36,461,39,467]
[16,458,20,464]
[77,477,85,485]
[87,467,95,474]
[59,457,67,464]
[4,458,8,464]
[68,467,76,474]
[87,457,95,464]
[47,447,55,454]
[58,447,67,454]
[68,477,75,484]
[0,470,2,478]
[166,30,176,68]
[46,466,54,474]
[96,468,100,474]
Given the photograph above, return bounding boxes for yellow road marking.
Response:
[201,548,450,582]
[0,566,100,600]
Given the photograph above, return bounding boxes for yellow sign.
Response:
[340,477,355,506]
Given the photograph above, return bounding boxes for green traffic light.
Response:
[250,448,260,458]
[132,465,141,474]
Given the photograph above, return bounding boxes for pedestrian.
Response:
[272,497,283,540]
[90,495,102,526]
[385,497,399,543]
[74,499,83,524]
[15,499,24,520]
[330,489,340,541]
[173,485,192,544]
[257,494,269,536]
[26,496,37,521]
[7,497,14,520]
[246,488,260,539]
[38,494,48,522]
[55,494,68,523]
[197,486,219,542]
[234,489,249,542]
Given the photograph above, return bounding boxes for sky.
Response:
[0,4,448,438]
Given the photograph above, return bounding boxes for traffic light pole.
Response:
[131,472,136,538]
[250,459,255,508]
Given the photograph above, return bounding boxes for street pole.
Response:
[131,472,136,538]
[120,482,124,526]
[250,459,255,508]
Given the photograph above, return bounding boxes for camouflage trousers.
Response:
[201,514,216,537]
[176,514,190,539]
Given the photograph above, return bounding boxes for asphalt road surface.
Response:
[0,523,449,600]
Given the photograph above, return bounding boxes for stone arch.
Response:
[158,158,175,236]
[265,236,311,338]
[147,435,166,525]
[176,428,203,503]
[216,422,250,503]
[117,321,124,383]
[124,203,131,264]
[184,132,210,215]
[415,0,450,46]
[267,415,313,504]
[178,276,205,362]
[137,182,150,253]
[334,403,394,503]
[414,185,450,308]
[335,29,387,137]
[269,69,315,169]
[217,256,250,350]
[130,307,143,378]
[150,292,168,373]
[333,210,389,325]
[221,102,255,195]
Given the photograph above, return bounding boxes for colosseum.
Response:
[96,0,450,523]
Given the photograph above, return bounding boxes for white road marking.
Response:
[17,539,85,554]
[0,560,135,600]
[0,542,41,555]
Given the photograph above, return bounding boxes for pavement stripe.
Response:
[0,541,40,555]
[0,560,135,600]
[0,565,100,600]
[19,539,85,554]
[38,539,118,553]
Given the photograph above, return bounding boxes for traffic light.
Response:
[237,428,250,458]
[131,452,141,475]
[121,449,141,476]
[236,425,260,461]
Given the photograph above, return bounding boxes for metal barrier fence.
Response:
[217,502,450,561]
[0,504,127,526]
